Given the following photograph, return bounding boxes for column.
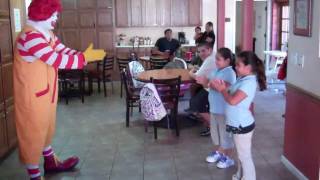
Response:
[217,0,225,48]
[241,0,254,51]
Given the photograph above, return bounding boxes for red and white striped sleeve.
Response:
[52,36,78,55]
[17,31,85,70]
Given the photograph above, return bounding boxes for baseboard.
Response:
[281,155,309,180]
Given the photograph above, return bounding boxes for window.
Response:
[280,6,290,51]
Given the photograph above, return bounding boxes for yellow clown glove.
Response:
[83,43,106,63]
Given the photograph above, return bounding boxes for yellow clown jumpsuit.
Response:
[13,26,83,165]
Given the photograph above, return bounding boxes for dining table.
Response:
[136,69,194,83]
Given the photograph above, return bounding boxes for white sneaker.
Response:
[206,151,222,163]
[216,155,235,169]
[232,174,241,180]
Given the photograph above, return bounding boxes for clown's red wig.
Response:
[28,0,62,21]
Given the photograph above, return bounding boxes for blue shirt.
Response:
[207,66,236,114]
[225,75,257,127]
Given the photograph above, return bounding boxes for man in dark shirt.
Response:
[153,29,181,56]
[198,22,216,47]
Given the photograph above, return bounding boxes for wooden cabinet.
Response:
[156,0,171,27]
[0,113,6,158]
[97,29,113,51]
[171,0,189,26]
[142,0,158,26]
[188,0,202,26]
[0,69,7,158]
[0,20,13,63]
[78,10,97,50]
[115,0,130,27]
[58,0,114,51]
[0,0,16,159]
[5,105,15,149]
[97,0,113,8]
[61,0,77,10]
[116,0,201,27]
[78,0,96,9]
[130,0,143,26]
[0,0,9,14]
[61,11,78,28]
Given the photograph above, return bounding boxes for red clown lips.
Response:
[28,0,62,21]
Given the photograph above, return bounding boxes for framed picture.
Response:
[293,0,313,36]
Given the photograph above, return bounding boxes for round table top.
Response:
[137,69,193,83]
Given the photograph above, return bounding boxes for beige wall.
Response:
[115,0,217,51]
[287,0,320,96]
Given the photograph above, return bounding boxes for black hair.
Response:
[217,47,235,71]
[237,51,267,91]
[195,26,201,31]
[197,42,213,49]
[164,29,172,34]
[206,21,213,27]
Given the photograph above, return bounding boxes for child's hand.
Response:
[196,76,208,86]
[208,79,217,89]
[211,79,227,92]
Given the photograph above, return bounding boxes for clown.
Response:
[13,0,105,179]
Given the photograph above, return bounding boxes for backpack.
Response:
[140,83,167,121]
[128,61,145,88]
[277,57,287,80]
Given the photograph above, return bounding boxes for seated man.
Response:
[188,43,216,136]
[152,29,181,57]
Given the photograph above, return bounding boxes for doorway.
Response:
[235,0,268,61]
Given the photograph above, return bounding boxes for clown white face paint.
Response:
[40,11,58,30]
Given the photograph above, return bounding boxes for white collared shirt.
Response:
[26,19,51,42]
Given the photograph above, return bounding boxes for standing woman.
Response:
[199,22,216,47]
[212,51,267,180]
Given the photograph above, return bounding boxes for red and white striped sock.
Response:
[26,164,41,179]
[42,146,55,160]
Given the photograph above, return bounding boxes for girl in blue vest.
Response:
[211,51,266,180]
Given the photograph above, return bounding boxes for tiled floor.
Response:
[0,82,296,180]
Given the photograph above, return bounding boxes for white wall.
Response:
[287,0,320,96]
[116,0,217,51]
[253,1,267,60]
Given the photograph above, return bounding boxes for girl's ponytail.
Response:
[255,56,267,91]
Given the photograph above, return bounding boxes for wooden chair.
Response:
[150,76,181,139]
[150,56,170,70]
[121,69,140,127]
[117,54,131,98]
[88,55,114,97]
[59,69,85,105]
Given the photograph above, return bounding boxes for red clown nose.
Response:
[28,0,62,21]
